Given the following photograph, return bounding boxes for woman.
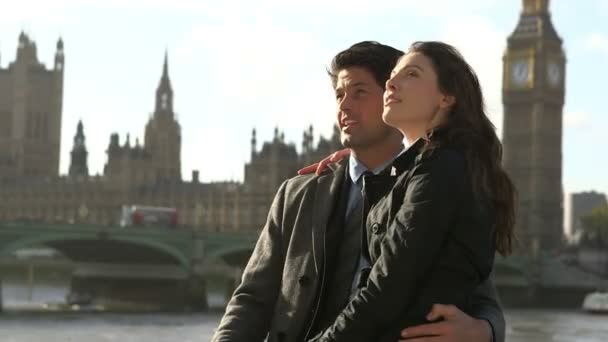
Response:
[308,41,516,342]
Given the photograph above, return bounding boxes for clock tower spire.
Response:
[144,51,182,182]
[502,0,566,254]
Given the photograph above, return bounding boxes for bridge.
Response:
[493,253,604,307]
[0,223,259,311]
[1,223,604,310]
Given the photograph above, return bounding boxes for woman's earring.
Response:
[423,129,434,142]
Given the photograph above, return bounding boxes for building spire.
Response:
[69,120,89,178]
[18,31,27,45]
[76,120,84,138]
[155,50,174,114]
[510,0,559,42]
[163,49,169,80]
[523,0,549,15]
[55,37,65,72]
[158,49,172,91]
[251,128,257,158]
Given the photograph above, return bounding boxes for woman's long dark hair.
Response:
[409,41,516,256]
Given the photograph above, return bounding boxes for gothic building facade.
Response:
[0,32,64,179]
[2,0,569,244]
[0,33,341,231]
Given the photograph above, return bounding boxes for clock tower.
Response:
[502,0,566,253]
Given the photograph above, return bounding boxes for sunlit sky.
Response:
[1,0,607,196]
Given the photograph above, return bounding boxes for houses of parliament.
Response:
[0,32,341,231]
[1,0,569,253]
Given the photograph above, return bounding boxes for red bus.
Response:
[120,205,178,228]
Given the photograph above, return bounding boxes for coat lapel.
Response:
[311,161,347,275]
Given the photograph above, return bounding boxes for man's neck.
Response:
[351,134,403,170]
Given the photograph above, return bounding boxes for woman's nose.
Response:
[385,77,396,91]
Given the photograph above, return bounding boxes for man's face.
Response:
[334,67,394,150]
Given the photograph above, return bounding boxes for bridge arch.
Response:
[0,233,191,270]
[207,243,255,268]
[207,243,255,259]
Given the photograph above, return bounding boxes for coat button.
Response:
[298,275,311,286]
[371,223,382,234]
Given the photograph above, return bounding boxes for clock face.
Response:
[547,62,561,87]
[511,59,530,86]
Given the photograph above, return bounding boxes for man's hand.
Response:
[297,148,351,175]
[399,304,493,342]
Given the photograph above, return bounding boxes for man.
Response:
[212,41,505,342]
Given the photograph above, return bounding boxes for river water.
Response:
[1,282,607,342]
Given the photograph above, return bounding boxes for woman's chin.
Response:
[382,108,402,128]
[382,109,394,125]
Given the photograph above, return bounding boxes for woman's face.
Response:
[383,52,452,132]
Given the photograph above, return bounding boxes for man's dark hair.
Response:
[328,41,404,89]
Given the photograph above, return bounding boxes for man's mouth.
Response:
[341,119,359,131]
[343,119,358,127]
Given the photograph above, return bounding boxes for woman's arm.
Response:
[309,151,493,342]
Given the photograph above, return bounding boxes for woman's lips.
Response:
[384,94,401,105]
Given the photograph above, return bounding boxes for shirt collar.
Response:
[348,145,405,184]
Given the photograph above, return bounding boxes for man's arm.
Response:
[470,277,505,342]
[211,181,288,342]
[397,277,504,342]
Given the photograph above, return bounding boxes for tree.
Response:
[580,205,608,247]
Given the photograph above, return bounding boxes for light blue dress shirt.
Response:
[347,147,404,296]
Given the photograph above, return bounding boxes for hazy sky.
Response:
[1,0,607,195]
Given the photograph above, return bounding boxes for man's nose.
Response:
[338,94,353,112]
